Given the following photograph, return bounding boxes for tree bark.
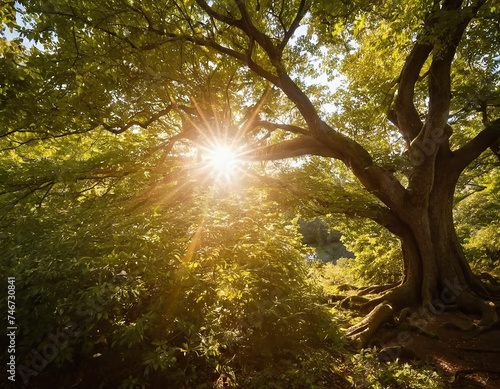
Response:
[370,159,499,325]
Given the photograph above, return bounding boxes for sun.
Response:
[209,146,237,172]
[204,144,239,175]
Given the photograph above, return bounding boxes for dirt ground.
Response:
[374,311,500,388]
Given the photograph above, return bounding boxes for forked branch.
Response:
[277,0,309,53]
[424,0,487,140]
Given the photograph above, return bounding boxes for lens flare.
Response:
[206,145,238,174]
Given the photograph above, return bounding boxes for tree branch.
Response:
[234,0,280,62]
[394,23,433,144]
[174,2,408,211]
[277,0,309,54]
[453,118,500,174]
[393,0,485,145]
[257,174,406,236]
[424,0,486,138]
[193,36,280,84]
[101,106,175,134]
[194,0,242,28]
[400,0,487,203]
[254,120,310,136]
[241,136,341,161]
[395,43,432,143]
[238,86,272,129]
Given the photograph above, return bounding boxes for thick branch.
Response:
[257,174,405,234]
[394,0,485,145]
[320,200,407,237]
[425,0,486,137]
[402,1,487,203]
[395,42,432,143]
[453,118,500,174]
[393,0,443,145]
[241,136,341,161]
[177,3,409,211]
[235,0,280,61]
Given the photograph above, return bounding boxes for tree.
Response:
[2,0,500,344]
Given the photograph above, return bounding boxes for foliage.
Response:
[262,157,403,285]
[455,165,500,276]
[328,218,402,285]
[2,0,500,387]
[346,349,443,389]
[0,141,346,387]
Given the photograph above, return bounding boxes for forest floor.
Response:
[321,272,500,389]
[359,308,500,388]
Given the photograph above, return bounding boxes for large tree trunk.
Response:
[347,159,500,345]
[403,183,497,319]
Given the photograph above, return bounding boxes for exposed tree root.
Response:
[326,294,348,303]
[469,320,500,337]
[346,301,394,348]
[357,282,400,296]
[480,272,500,286]
[407,323,439,339]
[453,368,500,383]
[336,284,360,292]
[343,279,500,348]
[395,307,412,324]
[393,307,440,339]
[342,282,419,346]
[358,283,412,314]
[358,295,392,314]
[340,295,370,309]
[456,292,498,327]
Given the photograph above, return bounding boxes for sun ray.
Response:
[234,86,272,144]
